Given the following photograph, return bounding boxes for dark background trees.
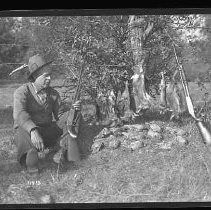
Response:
[0,17,29,80]
[0,14,210,101]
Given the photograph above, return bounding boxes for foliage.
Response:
[130,15,209,87]
[0,17,29,79]
[19,16,133,101]
[1,14,210,99]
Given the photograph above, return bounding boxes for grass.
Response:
[1,117,211,203]
[0,84,19,109]
[0,80,211,204]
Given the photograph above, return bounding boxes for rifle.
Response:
[65,63,85,162]
[172,43,211,145]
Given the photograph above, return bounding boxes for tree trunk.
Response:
[129,15,153,114]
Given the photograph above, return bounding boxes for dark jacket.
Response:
[13,82,61,133]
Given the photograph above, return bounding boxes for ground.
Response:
[0,80,211,205]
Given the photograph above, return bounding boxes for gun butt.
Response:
[196,121,211,145]
[66,135,80,162]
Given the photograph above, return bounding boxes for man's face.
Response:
[34,68,52,89]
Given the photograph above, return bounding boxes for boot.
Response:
[26,148,39,174]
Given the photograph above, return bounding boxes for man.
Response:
[13,54,81,174]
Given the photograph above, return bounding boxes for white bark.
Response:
[129,16,153,113]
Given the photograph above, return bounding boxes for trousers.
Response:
[14,121,63,165]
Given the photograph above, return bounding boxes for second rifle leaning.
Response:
[172,43,211,146]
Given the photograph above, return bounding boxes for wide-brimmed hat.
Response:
[27,54,53,80]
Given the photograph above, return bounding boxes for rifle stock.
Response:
[196,121,211,145]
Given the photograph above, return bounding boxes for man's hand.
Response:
[73,100,81,111]
[30,128,44,151]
